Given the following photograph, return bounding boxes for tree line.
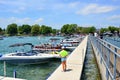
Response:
[0,23,119,36]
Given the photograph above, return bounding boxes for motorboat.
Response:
[60,38,81,50]
[0,36,3,40]
[33,37,62,51]
[33,43,62,51]
[61,38,80,44]
[0,43,59,64]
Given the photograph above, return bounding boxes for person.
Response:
[59,46,68,72]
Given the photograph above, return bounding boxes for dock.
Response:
[0,76,25,80]
[47,36,88,80]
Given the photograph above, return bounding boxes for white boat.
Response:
[0,43,59,64]
[61,38,79,43]
[60,38,80,51]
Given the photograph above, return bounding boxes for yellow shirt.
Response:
[59,50,68,57]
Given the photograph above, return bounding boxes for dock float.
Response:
[0,76,25,80]
[47,36,88,80]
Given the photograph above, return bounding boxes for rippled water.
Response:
[0,36,62,80]
[81,40,101,80]
[103,37,120,48]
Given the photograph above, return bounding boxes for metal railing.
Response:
[89,36,120,80]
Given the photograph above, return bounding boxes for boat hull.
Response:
[0,54,60,65]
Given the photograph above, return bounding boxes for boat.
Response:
[0,43,59,64]
[33,37,62,51]
[61,38,80,44]
[60,38,81,51]
[0,36,3,40]
[33,43,62,51]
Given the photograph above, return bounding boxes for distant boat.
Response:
[17,36,24,39]
[60,37,82,51]
[33,37,62,51]
[0,36,3,40]
[0,43,59,64]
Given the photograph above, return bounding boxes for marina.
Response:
[0,36,63,80]
[0,0,120,80]
[0,35,120,80]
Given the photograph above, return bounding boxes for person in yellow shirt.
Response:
[59,46,68,72]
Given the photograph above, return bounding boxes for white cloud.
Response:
[76,4,116,15]
[12,6,26,13]
[108,15,120,21]
[35,18,44,23]
[0,17,44,28]
[68,1,81,8]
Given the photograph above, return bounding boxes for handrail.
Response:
[89,35,120,80]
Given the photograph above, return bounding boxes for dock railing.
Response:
[90,36,120,80]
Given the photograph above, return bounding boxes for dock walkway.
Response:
[47,36,88,80]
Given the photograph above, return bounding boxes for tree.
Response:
[100,28,108,33]
[18,26,23,34]
[108,26,117,33]
[31,24,40,35]
[40,25,52,35]
[6,23,18,35]
[76,26,82,33]
[52,29,57,35]
[89,26,96,33]
[0,27,2,35]
[67,24,77,34]
[61,24,69,34]
[21,24,31,34]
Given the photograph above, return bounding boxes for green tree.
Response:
[76,26,82,33]
[52,29,57,35]
[6,23,18,35]
[31,24,40,35]
[61,24,69,34]
[81,27,89,34]
[21,24,31,34]
[18,26,23,34]
[0,27,2,35]
[108,26,117,33]
[67,24,77,34]
[40,25,52,35]
[89,26,96,33]
[100,28,108,33]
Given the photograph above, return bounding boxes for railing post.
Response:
[106,44,110,80]
[113,48,117,79]
[4,61,6,77]
[100,43,103,64]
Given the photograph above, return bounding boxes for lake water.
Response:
[103,37,120,48]
[81,39,101,80]
[0,36,63,80]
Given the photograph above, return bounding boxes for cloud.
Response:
[68,1,81,8]
[0,17,44,28]
[35,18,44,23]
[107,15,120,21]
[76,4,116,15]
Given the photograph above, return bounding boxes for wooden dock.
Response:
[47,36,88,80]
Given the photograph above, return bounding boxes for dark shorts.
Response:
[61,57,66,62]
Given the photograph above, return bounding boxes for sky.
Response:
[0,0,120,29]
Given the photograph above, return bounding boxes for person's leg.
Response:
[61,62,65,71]
[61,58,67,71]
[62,61,67,71]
